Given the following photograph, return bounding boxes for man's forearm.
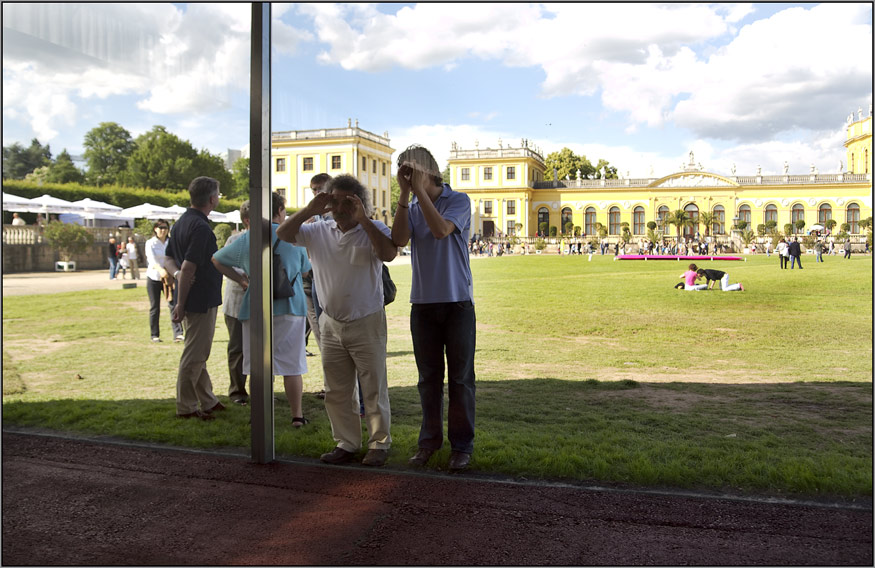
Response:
[391,198,411,246]
[276,208,311,243]
[175,261,196,312]
[361,218,397,262]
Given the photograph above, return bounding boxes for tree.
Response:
[44,221,94,262]
[83,122,136,186]
[123,126,198,190]
[390,177,401,216]
[544,147,594,181]
[794,219,806,234]
[594,159,618,179]
[825,219,837,233]
[193,149,233,197]
[230,157,250,199]
[666,209,693,241]
[765,220,778,233]
[783,223,793,236]
[46,149,85,184]
[442,165,450,184]
[699,212,715,237]
[2,138,52,180]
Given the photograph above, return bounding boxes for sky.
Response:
[2,2,872,179]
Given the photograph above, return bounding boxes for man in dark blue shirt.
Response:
[165,176,224,420]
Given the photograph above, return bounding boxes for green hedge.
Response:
[2,180,243,213]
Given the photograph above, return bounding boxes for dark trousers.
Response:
[779,255,788,269]
[410,301,476,454]
[146,278,183,339]
[224,314,247,402]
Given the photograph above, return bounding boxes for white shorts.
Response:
[242,314,307,376]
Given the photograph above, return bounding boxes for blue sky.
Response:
[3,3,872,178]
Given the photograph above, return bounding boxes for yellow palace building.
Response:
[447,109,872,244]
[271,119,395,225]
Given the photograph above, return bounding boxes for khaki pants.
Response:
[319,309,391,452]
[176,307,220,414]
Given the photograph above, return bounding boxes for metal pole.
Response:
[249,2,274,464]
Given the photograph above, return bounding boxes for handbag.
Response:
[382,264,396,305]
[272,238,296,299]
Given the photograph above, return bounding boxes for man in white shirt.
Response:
[11,213,26,226]
[125,236,140,280]
[221,201,250,405]
[277,174,397,467]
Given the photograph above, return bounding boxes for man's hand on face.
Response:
[346,194,369,224]
[306,191,332,216]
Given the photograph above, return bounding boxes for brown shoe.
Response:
[320,447,356,465]
[362,449,389,467]
[205,402,226,413]
[448,451,471,471]
[408,448,435,466]
[177,410,215,421]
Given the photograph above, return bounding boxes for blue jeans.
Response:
[790,255,803,269]
[108,257,119,279]
[410,301,476,454]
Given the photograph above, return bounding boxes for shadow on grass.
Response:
[3,378,871,498]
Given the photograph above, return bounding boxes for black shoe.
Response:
[320,447,356,465]
[362,449,388,466]
[306,350,315,357]
[448,451,471,471]
[408,448,435,466]
[205,401,226,413]
[177,410,215,421]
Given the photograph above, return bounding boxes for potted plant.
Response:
[534,238,546,254]
[740,229,755,254]
[44,220,94,271]
[794,219,806,235]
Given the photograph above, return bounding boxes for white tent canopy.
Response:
[2,192,36,212]
[120,203,177,219]
[59,212,135,228]
[71,198,122,213]
[28,194,83,214]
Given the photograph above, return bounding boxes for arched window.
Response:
[608,207,621,235]
[537,207,550,235]
[584,207,596,236]
[818,203,832,225]
[846,203,860,233]
[738,204,751,226]
[632,206,645,235]
[657,205,670,235]
[791,203,805,226]
[712,205,725,235]
[764,204,778,224]
[560,207,573,233]
[684,203,699,239]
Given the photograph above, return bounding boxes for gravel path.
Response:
[3,431,871,566]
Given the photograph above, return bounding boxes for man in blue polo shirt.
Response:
[164,176,225,421]
[391,145,476,471]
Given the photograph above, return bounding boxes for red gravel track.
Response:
[2,431,872,565]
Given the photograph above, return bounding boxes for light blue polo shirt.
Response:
[212,223,310,321]
[408,183,473,304]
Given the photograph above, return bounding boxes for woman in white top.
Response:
[145,220,184,343]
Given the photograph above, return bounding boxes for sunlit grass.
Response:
[2,253,872,497]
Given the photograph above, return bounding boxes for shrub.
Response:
[765,220,777,233]
[549,226,557,237]
[538,222,548,235]
[534,238,546,250]
[784,223,794,235]
[757,224,766,236]
[736,220,748,230]
[44,221,94,261]
[213,223,232,249]
[646,221,657,230]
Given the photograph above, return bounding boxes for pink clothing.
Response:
[683,270,698,286]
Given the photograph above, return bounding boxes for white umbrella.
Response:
[223,210,242,224]
[71,197,122,213]
[121,203,176,219]
[28,194,83,214]
[208,210,230,222]
[163,204,187,220]
[810,224,824,231]
[2,192,36,212]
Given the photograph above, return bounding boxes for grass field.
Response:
[3,252,872,498]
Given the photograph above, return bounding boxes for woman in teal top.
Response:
[212,193,311,426]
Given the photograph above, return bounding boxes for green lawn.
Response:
[3,252,872,498]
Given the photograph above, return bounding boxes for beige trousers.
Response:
[319,309,391,452]
[176,307,220,414]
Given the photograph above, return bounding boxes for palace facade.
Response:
[447,110,872,240]
[271,119,395,225]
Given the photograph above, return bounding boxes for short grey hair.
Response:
[327,174,373,217]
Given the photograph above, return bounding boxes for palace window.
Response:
[461,168,470,181]
[791,203,805,226]
[484,200,493,215]
[764,204,778,224]
[584,207,596,235]
[657,205,670,234]
[846,203,860,233]
[506,220,516,235]
[332,155,341,169]
[484,167,493,181]
[713,205,725,235]
[818,204,832,225]
[372,159,377,174]
[302,157,312,171]
[561,207,573,234]
[507,166,516,180]
[507,201,515,215]
[382,162,386,176]
[361,156,367,171]
[538,207,550,234]
[276,157,286,172]
[684,203,699,238]
[633,206,645,235]
[609,207,621,235]
[275,188,286,201]
[738,204,751,226]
